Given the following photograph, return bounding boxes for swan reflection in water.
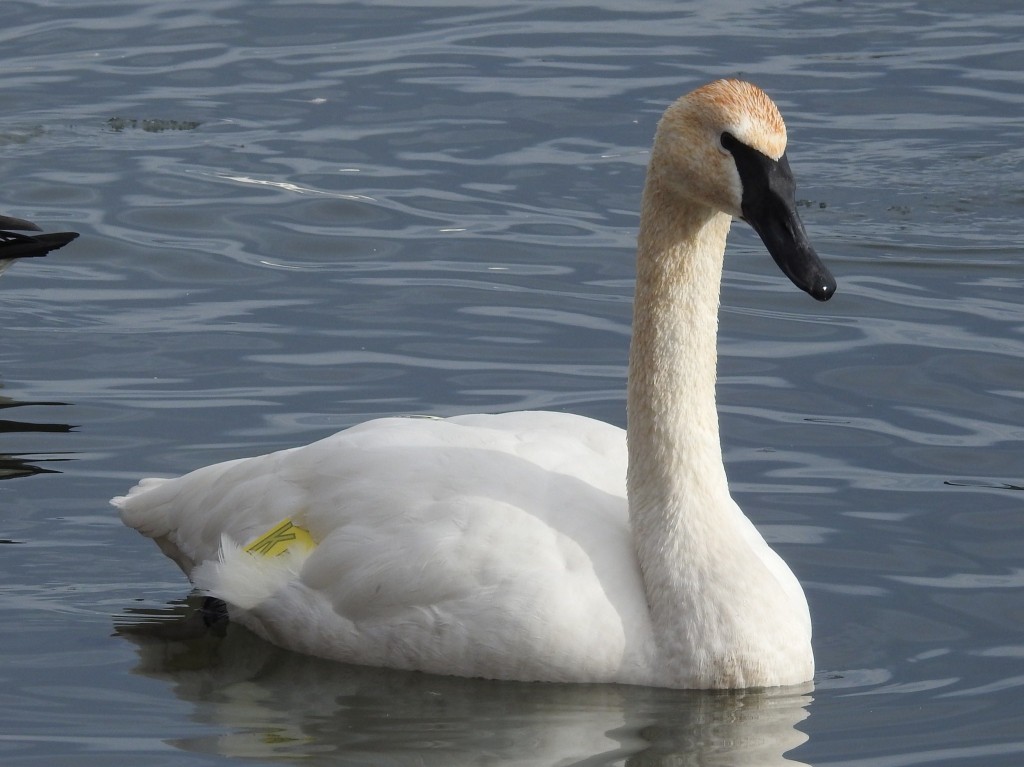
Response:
[116,596,813,766]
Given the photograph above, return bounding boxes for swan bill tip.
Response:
[812,278,836,302]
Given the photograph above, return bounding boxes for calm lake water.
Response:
[2,1,1023,764]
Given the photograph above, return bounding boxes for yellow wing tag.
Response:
[245,519,316,558]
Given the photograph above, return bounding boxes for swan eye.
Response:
[720,131,740,153]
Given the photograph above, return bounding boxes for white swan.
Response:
[114,79,835,689]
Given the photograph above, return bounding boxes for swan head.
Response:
[651,79,835,301]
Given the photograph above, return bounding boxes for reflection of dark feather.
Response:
[944,479,1024,492]
[0,400,68,409]
[0,397,74,480]
[0,419,72,433]
[116,595,229,643]
[0,456,64,480]
[0,458,59,475]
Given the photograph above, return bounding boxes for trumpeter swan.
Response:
[114,79,835,689]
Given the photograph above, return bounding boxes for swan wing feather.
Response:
[115,411,657,683]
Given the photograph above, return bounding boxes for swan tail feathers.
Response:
[111,477,175,531]
[194,533,314,611]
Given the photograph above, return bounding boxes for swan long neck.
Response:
[626,171,736,634]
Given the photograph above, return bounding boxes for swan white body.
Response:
[115,80,836,689]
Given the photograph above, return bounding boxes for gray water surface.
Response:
[2,1,1023,765]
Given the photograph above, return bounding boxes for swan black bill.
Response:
[721,131,836,302]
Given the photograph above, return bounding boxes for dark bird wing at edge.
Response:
[0,214,79,261]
